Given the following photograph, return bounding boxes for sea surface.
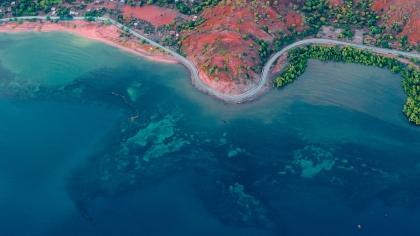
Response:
[1,32,420,236]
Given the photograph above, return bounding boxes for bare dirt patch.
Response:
[270,53,289,77]
[122,5,187,26]
[319,26,343,40]
[353,29,364,44]
[85,1,118,10]
[328,0,345,6]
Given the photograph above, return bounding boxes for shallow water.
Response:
[1,32,420,235]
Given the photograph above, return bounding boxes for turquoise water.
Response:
[1,32,420,235]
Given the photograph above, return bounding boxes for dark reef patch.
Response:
[2,34,420,235]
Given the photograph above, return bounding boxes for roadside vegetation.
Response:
[136,0,418,87]
[275,45,403,87]
[0,0,63,16]
[275,44,420,125]
[1,0,420,121]
[402,67,420,124]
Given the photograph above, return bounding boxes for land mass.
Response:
[1,1,420,93]
[1,0,420,123]
[1,17,419,99]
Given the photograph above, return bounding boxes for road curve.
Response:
[3,16,420,102]
[261,39,420,95]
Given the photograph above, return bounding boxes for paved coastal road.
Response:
[261,38,420,94]
[4,16,420,102]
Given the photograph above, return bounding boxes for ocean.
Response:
[1,32,420,236]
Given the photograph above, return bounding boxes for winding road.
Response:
[3,16,420,102]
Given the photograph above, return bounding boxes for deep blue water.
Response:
[0,100,121,235]
[1,32,420,235]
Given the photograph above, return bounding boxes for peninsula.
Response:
[1,0,420,123]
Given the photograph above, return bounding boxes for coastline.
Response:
[0,19,262,103]
[0,20,178,65]
[2,17,420,104]
[0,19,243,103]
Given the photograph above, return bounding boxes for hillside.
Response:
[1,0,420,95]
[372,0,420,45]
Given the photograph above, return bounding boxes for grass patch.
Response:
[215,46,228,55]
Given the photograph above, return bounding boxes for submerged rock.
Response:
[127,83,147,101]
[126,111,181,147]
[278,145,337,178]
[139,139,189,163]
[196,175,287,234]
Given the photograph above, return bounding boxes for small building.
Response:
[169,30,176,35]
[11,2,15,5]
[51,7,56,11]
[87,8,91,12]
[134,22,138,26]
[52,10,56,15]
[120,0,125,2]
[175,33,179,37]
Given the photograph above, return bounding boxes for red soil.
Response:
[122,5,187,26]
[270,53,288,76]
[200,5,271,41]
[184,31,258,78]
[199,70,240,95]
[283,11,304,31]
[183,1,305,95]
[372,0,420,44]
[329,0,344,6]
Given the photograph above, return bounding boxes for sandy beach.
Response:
[3,20,418,104]
[0,20,178,65]
[0,19,246,103]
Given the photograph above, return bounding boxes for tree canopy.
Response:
[274,45,420,125]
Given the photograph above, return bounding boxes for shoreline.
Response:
[0,20,178,65]
[0,19,246,103]
[2,17,420,104]
[0,18,274,103]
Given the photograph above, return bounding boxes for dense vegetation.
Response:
[269,0,381,50]
[150,0,219,15]
[1,0,419,123]
[275,45,402,87]
[275,45,420,125]
[255,38,272,64]
[402,67,420,124]
[301,0,379,35]
[0,0,65,16]
[84,8,106,17]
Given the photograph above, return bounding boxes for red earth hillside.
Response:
[372,0,420,44]
[182,0,303,95]
[122,5,188,26]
